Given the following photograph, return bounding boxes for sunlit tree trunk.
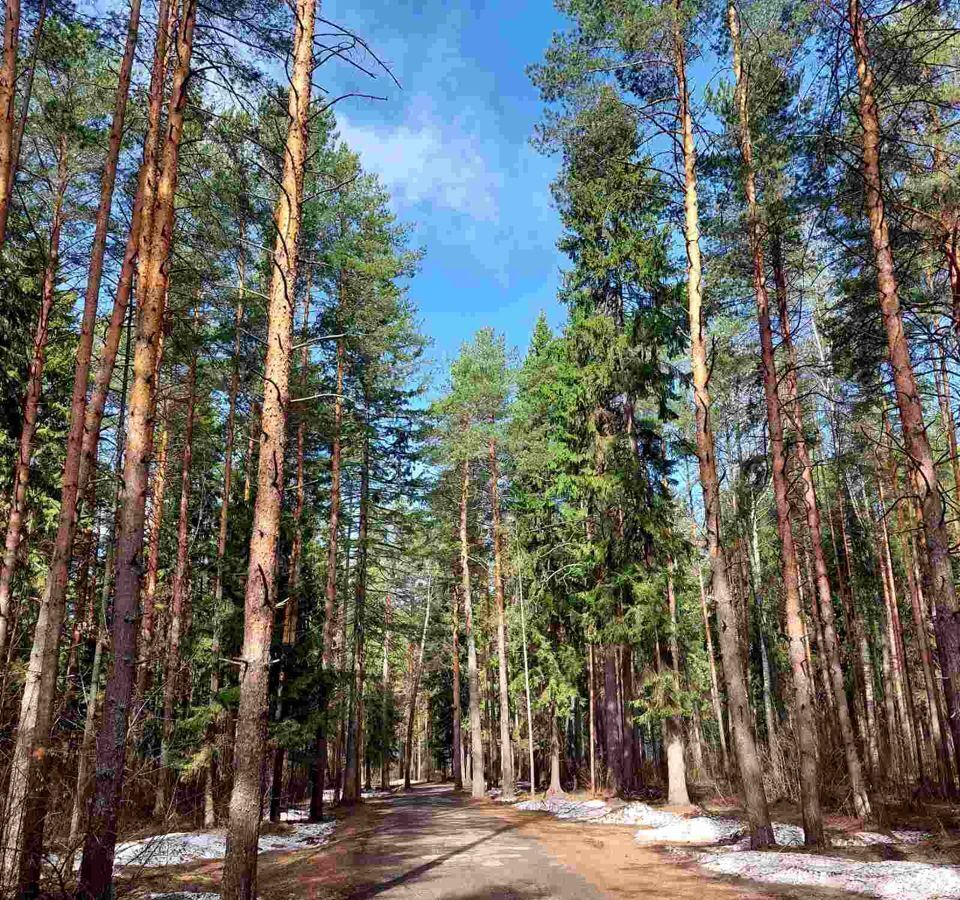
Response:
[0,0,20,246]
[156,335,198,815]
[665,563,690,804]
[451,584,464,790]
[489,436,515,800]
[848,0,960,764]
[220,0,315,889]
[674,3,773,847]
[404,579,431,788]
[0,137,68,892]
[79,3,197,891]
[460,458,485,798]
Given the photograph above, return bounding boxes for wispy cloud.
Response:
[336,103,505,222]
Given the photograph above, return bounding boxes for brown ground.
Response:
[126,784,862,899]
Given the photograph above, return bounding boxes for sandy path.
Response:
[134,784,854,899]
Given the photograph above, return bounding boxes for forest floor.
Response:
[130,783,855,899]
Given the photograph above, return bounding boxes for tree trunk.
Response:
[381,594,391,790]
[848,0,960,765]
[0,139,68,892]
[343,428,370,804]
[519,575,535,794]
[727,1,823,844]
[219,0,315,887]
[79,2,197,892]
[666,565,690,805]
[269,284,310,823]
[404,579,431,788]
[309,340,345,821]
[460,459,485,798]
[206,263,245,828]
[156,334,198,816]
[452,584,464,791]
[770,229,872,818]
[489,437,515,800]
[674,6,773,847]
[8,0,45,192]
[0,0,20,246]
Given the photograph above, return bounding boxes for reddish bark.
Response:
[848,0,960,767]
[0,0,20,245]
[674,3,772,847]
[79,1,197,891]
[220,0,316,888]
[460,459,485,798]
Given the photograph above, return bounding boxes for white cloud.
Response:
[336,105,505,223]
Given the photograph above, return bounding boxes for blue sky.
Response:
[320,0,569,374]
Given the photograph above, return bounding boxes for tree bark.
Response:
[451,584,464,790]
[0,0,20,246]
[404,578,431,788]
[519,575,535,794]
[666,564,690,805]
[727,0,823,843]
[156,333,198,815]
[460,459,485,798]
[8,0,45,192]
[78,2,197,891]
[220,0,315,887]
[310,339,345,821]
[770,228,872,817]
[0,137,68,892]
[673,4,773,847]
[489,437,515,800]
[848,0,960,766]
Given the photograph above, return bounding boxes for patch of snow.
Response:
[149,894,221,900]
[113,820,335,869]
[597,802,683,827]
[698,850,960,899]
[514,797,610,820]
[635,816,745,844]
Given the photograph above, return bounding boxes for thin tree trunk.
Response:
[310,339,345,821]
[519,575,535,794]
[343,428,370,804]
[79,3,197,891]
[548,703,562,796]
[156,333,198,815]
[674,5,773,847]
[0,139,69,892]
[848,0,960,765]
[452,584,464,791]
[770,229,872,818]
[269,283,310,823]
[404,578,431,788]
[460,459,485,798]
[220,0,315,886]
[489,437,515,800]
[8,0,45,192]
[666,564,690,805]
[727,1,823,844]
[0,0,20,246]
[381,594,391,790]
[206,262,245,827]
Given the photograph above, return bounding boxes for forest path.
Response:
[279,783,850,900]
[136,783,852,899]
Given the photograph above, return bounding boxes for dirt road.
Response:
[140,784,849,899]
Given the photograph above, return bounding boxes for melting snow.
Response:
[112,820,335,869]
[698,850,960,899]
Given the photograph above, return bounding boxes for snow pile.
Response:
[635,815,745,844]
[150,894,220,900]
[698,850,960,899]
[114,820,335,869]
[596,802,679,826]
[514,797,610,820]
[731,822,805,849]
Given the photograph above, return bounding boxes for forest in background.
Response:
[0,0,957,895]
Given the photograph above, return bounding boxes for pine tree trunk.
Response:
[381,594,391,790]
[770,229,872,817]
[674,6,773,847]
[78,3,197,891]
[602,644,623,793]
[404,579,431,788]
[8,0,45,190]
[489,437,515,800]
[727,1,823,843]
[666,565,690,805]
[156,338,198,815]
[848,0,960,765]
[343,429,370,804]
[0,139,68,892]
[452,584,464,790]
[460,459,485,798]
[310,339,345,821]
[548,702,563,795]
[220,0,315,888]
[0,0,20,246]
